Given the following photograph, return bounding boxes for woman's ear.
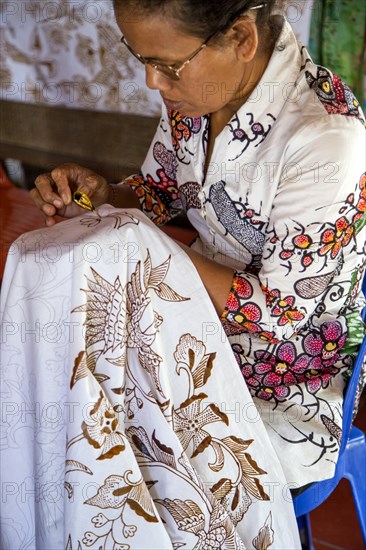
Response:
[230,19,259,63]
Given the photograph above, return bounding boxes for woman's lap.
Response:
[1,207,301,548]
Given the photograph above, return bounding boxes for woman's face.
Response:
[115,8,253,118]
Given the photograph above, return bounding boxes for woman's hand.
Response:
[30,163,110,226]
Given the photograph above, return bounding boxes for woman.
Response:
[1,0,365,548]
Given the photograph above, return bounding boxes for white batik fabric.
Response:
[121,19,366,486]
[1,207,301,549]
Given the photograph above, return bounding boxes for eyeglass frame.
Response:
[120,3,266,81]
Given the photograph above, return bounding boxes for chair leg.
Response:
[297,514,315,550]
[344,427,366,547]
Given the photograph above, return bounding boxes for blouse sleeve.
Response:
[221,116,366,342]
[122,105,182,226]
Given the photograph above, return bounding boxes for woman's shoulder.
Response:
[299,60,365,127]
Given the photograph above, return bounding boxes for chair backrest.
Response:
[340,271,366,453]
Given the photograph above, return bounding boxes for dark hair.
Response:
[114,0,286,49]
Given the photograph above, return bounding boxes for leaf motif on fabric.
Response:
[209,404,229,426]
[223,484,252,526]
[127,482,159,522]
[155,498,205,534]
[354,212,366,234]
[208,440,225,472]
[70,351,89,389]
[94,372,110,384]
[156,398,171,413]
[70,350,106,389]
[111,386,125,395]
[191,435,212,458]
[84,475,127,509]
[241,476,270,502]
[210,478,232,500]
[221,436,269,501]
[241,453,267,477]
[64,481,74,500]
[126,426,155,461]
[192,353,216,388]
[222,436,254,453]
[252,512,274,550]
[151,429,176,468]
[153,282,189,302]
[65,460,93,476]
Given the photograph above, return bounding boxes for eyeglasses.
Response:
[120,4,266,81]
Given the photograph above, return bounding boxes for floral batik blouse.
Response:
[121,19,366,484]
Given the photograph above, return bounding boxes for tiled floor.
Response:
[1,179,365,549]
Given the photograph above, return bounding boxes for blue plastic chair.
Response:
[294,274,366,549]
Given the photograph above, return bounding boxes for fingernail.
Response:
[53,199,63,208]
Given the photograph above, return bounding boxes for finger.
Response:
[50,166,74,205]
[77,175,109,208]
[30,186,66,219]
[34,173,64,209]
[77,174,105,196]
[45,216,57,227]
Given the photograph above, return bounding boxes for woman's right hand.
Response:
[30,163,111,226]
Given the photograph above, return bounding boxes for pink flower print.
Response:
[304,371,336,394]
[302,321,345,393]
[292,234,313,249]
[222,277,261,333]
[280,249,294,260]
[233,303,262,333]
[304,321,347,366]
[301,253,314,268]
[279,234,314,267]
[271,294,305,326]
[319,216,354,259]
[225,276,253,311]
[292,234,314,267]
[233,276,254,298]
[246,342,310,402]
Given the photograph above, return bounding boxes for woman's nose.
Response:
[145,65,172,92]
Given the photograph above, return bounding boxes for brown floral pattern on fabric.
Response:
[65,240,274,548]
